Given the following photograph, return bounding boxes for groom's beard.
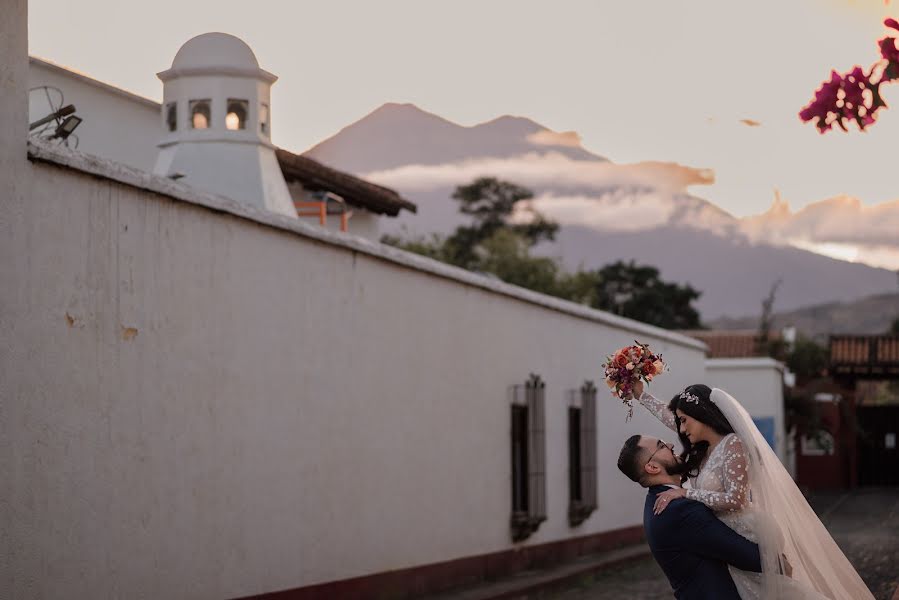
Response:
[663,455,690,477]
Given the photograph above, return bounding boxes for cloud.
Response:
[740,195,899,269]
[742,195,899,247]
[362,152,715,195]
[508,190,734,234]
[526,130,583,148]
[523,192,681,231]
[366,152,899,270]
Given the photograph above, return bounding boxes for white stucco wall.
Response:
[28,57,161,171]
[1,3,30,598]
[286,181,381,239]
[3,136,709,598]
[27,57,399,242]
[704,358,787,464]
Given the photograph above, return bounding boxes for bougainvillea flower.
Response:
[801,17,899,133]
[799,71,843,131]
[880,36,899,64]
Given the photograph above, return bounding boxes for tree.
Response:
[757,279,787,359]
[380,232,449,262]
[383,179,705,329]
[800,18,899,133]
[589,261,702,329]
[442,177,558,269]
[474,229,563,294]
[785,336,828,384]
[383,178,565,298]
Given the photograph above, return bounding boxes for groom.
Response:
[617,434,762,599]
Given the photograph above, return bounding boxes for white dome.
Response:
[171,32,259,70]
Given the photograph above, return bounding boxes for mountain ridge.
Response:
[302,102,898,321]
[707,292,899,340]
[305,102,607,172]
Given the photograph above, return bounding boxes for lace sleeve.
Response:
[637,391,677,432]
[686,435,750,512]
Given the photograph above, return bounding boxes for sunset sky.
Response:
[28,0,899,266]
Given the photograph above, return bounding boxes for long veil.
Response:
[710,388,873,599]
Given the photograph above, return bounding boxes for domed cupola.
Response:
[153,33,295,217]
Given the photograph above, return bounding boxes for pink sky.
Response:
[27,0,899,268]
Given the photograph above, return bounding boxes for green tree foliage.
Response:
[383,177,703,329]
[785,336,829,383]
[475,229,563,293]
[443,177,558,269]
[590,261,702,329]
[380,232,448,262]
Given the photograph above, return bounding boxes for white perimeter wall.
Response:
[28,58,161,172]
[286,180,382,239]
[2,138,708,598]
[704,358,787,464]
[27,58,393,242]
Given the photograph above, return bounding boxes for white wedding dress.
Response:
[639,389,873,599]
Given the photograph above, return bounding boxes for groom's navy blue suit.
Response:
[644,485,762,600]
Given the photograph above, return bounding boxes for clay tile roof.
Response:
[276,148,416,217]
[829,335,899,364]
[678,329,778,358]
[829,337,871,364]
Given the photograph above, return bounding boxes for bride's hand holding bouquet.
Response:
[602,341,666,420]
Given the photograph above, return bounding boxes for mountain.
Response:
[306,102,605,172]
[542,226,897,320]
[302,102,899,320]
[707,293,899,341]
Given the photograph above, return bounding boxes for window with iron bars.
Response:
[510,373,547,542]
[567,381,598,526]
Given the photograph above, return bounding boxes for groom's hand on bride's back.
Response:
[676,500,762,573]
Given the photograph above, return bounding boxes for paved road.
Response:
[550,487,899,600]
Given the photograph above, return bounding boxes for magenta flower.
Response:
[799,66,883,133]
[880,36,899,64]
[799,71,844,132]
[842,67,867,108]
[801,17,899,133]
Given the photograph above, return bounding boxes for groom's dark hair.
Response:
[617,434,647,485]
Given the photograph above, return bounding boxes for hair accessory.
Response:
[679,391,699,404]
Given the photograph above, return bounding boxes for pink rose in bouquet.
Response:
[602,341,667,420]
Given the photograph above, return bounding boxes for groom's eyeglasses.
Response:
[646,439,674,465]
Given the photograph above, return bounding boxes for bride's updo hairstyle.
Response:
[667,384,734,483]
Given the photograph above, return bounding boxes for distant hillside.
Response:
[543,226,897,320]
[707,292,899,340]
[302,102,898,320]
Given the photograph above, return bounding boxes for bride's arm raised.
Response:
[685,434,750,512]
[632,381,677,432]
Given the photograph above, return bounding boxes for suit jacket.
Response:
[644,484,762,600]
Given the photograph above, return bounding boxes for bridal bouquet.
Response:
[602,341,666,420]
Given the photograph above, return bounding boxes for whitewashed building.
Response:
[4,13,789,599]
[681,330,790,466]
[27,39,416,239]
[152,32,296,217]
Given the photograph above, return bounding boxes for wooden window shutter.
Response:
[569,381,598,526]
[511,374,546,541]
[527,374,547,522]
[581,381,598,511]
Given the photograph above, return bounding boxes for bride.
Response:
[634,381,873,599]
